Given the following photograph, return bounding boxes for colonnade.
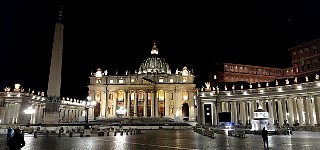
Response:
[90,88,196,121]
[200,94,320,127]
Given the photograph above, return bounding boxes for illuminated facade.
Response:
[197,74,320,127]
[88,42,197,121]
[210,39,320,85]
[0,84,85,125]
[210,62,294,84]
[289,38,320,77]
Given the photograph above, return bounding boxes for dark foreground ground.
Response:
[1,129,320,150]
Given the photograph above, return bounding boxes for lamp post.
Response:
[24,107,35,125]
[85,96,96,126]
[116,106,127,118]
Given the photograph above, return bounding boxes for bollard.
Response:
[46,130,50,137]
[114,131,117,136]
[34,131,37,138]
[130,129,133,135]
[80,131,84,137]
[106,131,109,136]
[126,130,129,135]
[120,131,123,136]
[69,131,72,137]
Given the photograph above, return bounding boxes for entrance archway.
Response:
[94,103,100,119]
[182,103,189,121]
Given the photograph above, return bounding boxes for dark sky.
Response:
[1,1,320,100]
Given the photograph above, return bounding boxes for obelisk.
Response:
[47,5,64,97]
[44,4,64,125]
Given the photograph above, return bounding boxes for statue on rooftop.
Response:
[305,76,309,82]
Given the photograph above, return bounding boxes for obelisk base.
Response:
[44,112,60,124]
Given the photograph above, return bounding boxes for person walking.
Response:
[6,127,13,141]
[7,129,25,150]
[262,127,268,148]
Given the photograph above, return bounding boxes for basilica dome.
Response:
[138,42,171,74]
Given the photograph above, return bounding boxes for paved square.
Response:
[1,130,320,150]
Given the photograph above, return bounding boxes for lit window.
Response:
[96,78,101,83]
[159,79,164,83]
[131,79,134,82]
[183,91,188,100]
[170,79,174,83]
[158,90,165,101]
[183,77,188,82]
[119,79,124,83]
[118,91,124,101]
[214,75,217,79]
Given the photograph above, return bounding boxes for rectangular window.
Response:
[170,79,174,83]
[183,77,188,82]
[110,80,114,83]
[119,79,124,83]
[159,79,164,83]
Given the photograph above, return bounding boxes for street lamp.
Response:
[24,107,35,124]
[116,106,127,118]
[85,96,96,124]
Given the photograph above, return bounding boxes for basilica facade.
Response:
[88,43,197,121]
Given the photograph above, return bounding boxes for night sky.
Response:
[1,1,320,100]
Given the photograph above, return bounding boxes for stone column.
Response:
[262,100,267,110]
[291,97,298,124]
[155,91,159,117]
[134,91,138,117]
[253,100,257,111]
[212,102,217,125]
[127,91,131,117]
[221,102,225,112]
[240,101,245,125]
[297,97,304,125]
[287,97,294,126]
[244,101,248,124]
[272,99,278,124]
[308,95,314,126]
[35,105,41,123]
[303,96,310,125]
[151,91,155,117]
[314,95,320,125]
[100,91,106,118]
[123,90,127,117]
[277,100,283,126]
[144,92,148,117]
[201,102,205,125]
[282,99,287,124]
[225,102,229,112]
[113,92,117,117]
[189,92,195,121]
[232,102,237,124]
[249,101,254,123]
[267,99,274,124]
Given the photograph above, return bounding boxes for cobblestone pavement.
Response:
[1,130,320,150]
